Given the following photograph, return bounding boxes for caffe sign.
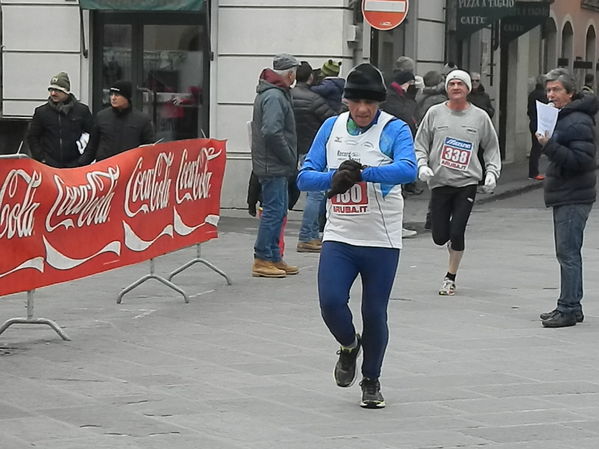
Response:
[457,0,517,40]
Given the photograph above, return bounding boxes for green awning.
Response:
[501,2,550,45]
[457,1,517,40]
[79,0,204,11]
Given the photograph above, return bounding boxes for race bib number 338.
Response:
[441,137,473,171]
[331,182,368,215]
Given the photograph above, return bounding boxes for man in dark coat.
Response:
[468,72,495,188]
[79,80,154,164]
[250,53,300,278]
[416,70,447,124]
[381,70,418,135]
[536,68,599,328]
[292,61,337,253]
[27,72,93,168]
[467,72,494,118]
[527,74,548,180]
[311,59,345,113]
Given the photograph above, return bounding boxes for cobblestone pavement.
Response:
[2,162,599,449]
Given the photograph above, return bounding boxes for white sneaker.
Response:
[402,227,417,238]
[439,277,456,296]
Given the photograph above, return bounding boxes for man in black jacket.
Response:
[292,61,337,252]
[27,72,93,168]
[536,68,599,328]
[80,80,154,164]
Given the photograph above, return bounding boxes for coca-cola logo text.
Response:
[175,147,214,204]
[0,169,41,239]
[46,167,119,232]
[125,153,173,217]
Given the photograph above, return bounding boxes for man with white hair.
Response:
[250,53,300,278]
[414,70,501,296]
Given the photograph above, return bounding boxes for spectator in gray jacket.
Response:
[250,53,300,278]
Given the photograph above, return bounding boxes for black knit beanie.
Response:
[344,63,386,102]
[110,80,133,103]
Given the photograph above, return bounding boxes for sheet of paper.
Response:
[536,100,559,138]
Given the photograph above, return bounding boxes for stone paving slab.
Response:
[2,185,599,448]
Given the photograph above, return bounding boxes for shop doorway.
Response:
[92,12,209,141]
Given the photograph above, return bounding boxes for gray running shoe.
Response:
[334,334,361,387]
[360,377,385,409]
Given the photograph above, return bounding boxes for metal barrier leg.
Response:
[0,290,70,341]
[168,244,232,285]
[117,259,189,304]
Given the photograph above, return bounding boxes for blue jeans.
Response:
[299,189,325,242]
[254,176,288,262]
[553,203,592,314]
[318,241,400,379]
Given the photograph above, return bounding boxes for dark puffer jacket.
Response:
[467,84,494,118]
[251,69,297,177]
[311,77,345,113]
[416,85,447,123]
[27,95,93,168]
[543,93,599,207]
[381,82,417,136]
[292,82,337,156]
[79,106,155,164]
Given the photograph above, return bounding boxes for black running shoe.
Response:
[360,377,385,409]
[334,334,361,387]
[540,308,584,323]
[542,311,577,328]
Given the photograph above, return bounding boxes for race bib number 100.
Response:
[331,182,368,215]
[441,137,473,171]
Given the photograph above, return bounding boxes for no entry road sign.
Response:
[362,0,409,31]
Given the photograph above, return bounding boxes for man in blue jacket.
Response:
[250,54,299,278]
[537,68,598,328]
[297,63,416,408]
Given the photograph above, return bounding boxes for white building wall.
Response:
[504,34,534,164]
[1,0,89,117]
[414,0,446,75]
[212,0,354,208]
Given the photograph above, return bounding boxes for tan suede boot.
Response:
[252,259,286,278]
[296,240,321,253]
[272,260,299,275]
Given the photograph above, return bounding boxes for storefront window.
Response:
[94,13,207,142]
[102,24,132,106]
[142,24,203,141]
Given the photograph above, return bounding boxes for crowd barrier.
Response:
[0,138,229,339]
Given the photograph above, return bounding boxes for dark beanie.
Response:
[110,80,133,103]
[344,63,386,102]
[394,70,415,85]
[296,61,313,83]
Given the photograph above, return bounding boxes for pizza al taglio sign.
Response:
[362,0,409,31]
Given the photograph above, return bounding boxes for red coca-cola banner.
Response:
[0,138,226,297]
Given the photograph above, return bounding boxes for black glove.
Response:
[327,170,357,198]
[338,159,364,178]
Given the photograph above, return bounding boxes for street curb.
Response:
[476,180,544,205]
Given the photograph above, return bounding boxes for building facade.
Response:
[0,0,592,207]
